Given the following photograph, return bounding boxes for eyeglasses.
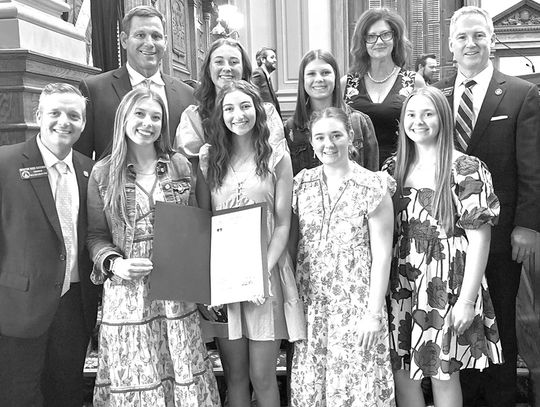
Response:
[365,30,394,44]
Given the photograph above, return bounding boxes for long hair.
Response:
[394,86,456,234]
[194,38,252,128]
[101,88,171,224]
[207,80,272,189]
[293,49,345,130]
[349,8,412,76]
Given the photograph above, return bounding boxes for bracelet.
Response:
[457,297,476,306]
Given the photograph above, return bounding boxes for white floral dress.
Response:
[93,183,220,406]
[291,164,396,407]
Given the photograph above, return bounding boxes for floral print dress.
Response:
[384,155,503,380]
[345,68,416,164]
[291,164,396,407]
[93,182,220,406]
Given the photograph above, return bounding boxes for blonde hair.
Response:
[394,87,456,234]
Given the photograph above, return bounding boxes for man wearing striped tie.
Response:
[435,6,540,407]
[0,83,98,406]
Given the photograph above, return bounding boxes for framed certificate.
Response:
[149,201,268,305]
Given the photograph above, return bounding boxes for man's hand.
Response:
[511,226,537,264]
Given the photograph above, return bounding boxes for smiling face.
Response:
[449,13,494,77]
[222,90,256,137]
[125,97,163,148]
[311,117,352,168]
[37,92,86,159]
[303,59,336,104]
[121,16,166,77]
[210,44,244,91]
[366,19,394,61]
[403,94,440,147]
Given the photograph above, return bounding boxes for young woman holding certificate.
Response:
[196,80,305,407]
[87,88,220,406]
[289,107,395,406]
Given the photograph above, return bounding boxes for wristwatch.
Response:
[103,255,120,279]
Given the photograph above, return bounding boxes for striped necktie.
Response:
[455,79,476,152]
[54,161,74,296]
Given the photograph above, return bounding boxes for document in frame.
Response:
[150,201,268,305]
[210,203,268,306]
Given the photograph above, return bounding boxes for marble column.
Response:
[0,0,98,144]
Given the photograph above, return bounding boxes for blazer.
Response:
[252,67,281,117]
[434,70,540,254]
[0,137,99,338]
[74,65,195,159]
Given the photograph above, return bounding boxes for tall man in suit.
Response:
[435,6,540,406]
[252,47,281,117]
[0,83,99,406]
[74,5,194,159]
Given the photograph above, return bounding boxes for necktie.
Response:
[54,161,74,296]
[144,78,152,90]
[454,79,476,152]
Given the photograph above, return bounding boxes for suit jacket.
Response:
[252,67,281,117]
[74,65,195,159]
[435,70,540,254]
[0,137,99,338]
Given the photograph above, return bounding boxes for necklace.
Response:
[229,156,254,197]
[367,66,398,83]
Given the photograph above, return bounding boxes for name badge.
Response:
[19,166,48,180]
[441,87,454,97]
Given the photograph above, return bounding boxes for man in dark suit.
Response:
[252,47,281,116]
[435,6,540,406]
[74,5,194,159]
[0,83,99,406]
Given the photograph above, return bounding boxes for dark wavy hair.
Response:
[348,8,412,76]
[207,80,272,189]
[292,49,345,130]
[194,38,252,132]
[121,5,165,35]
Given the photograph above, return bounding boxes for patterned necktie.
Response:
[54,161,74,296]
[455,79,476,152]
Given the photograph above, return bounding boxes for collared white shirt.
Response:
[37,135,80,283]
[126,62,169,120]
[453,61,494,129]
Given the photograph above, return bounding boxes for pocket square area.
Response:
[490,115,508,121]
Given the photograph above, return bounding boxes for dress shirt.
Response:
[36,135,80,283]
[126,63,169,121]
[453,62,494,128]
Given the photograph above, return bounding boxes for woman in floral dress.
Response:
[383,87,503,406]
[343,8,419,164]
[87,88,220,406]
[290,107,395,406]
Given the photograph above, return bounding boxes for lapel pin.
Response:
[83,171,89,177]
[495,88,502,96]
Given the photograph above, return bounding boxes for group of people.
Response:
[0,4,539,407]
